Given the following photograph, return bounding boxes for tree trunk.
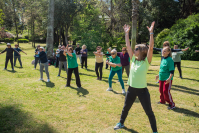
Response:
[12,0,19,45]
[64,26,69,46]
[46,0,54,58]
[33,19,35,48]
[131,0,139,50]
[59,26,62,45]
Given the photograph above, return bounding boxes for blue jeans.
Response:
[14,56,22,67]
[108,69,124,89]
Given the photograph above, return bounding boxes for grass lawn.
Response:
[0,43,199,133]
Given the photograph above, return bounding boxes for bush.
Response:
[155,14,199,61]
[18,39,29,43]
[4,38,14,43]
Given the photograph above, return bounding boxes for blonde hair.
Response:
[82,45,86,49]
[135,44,148,60]
[111,49,117,55]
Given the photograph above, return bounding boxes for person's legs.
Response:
[85,57,87,69]
[95,62,99,78]
[119,86,137,124]
[108,70,116,88]
[58,61,63,75]
[81,57,84,68]
[122,66,125,75]
[138,88,157,132]
[116,69,125,89]
[106,63,108,69]
[74,67,81,87]
[10,56,14,69]
[63,61,68,74]
[159,80,165,103]
[5,56,9,69]
[99,62,103,79]
[40,63,44,79]
[17,56,22,67]
[66,68,73,86]
[177,62,182,77]
[44,62,50,79]
[174,62,177,76]
[55,57,59,67]
[35,57,39,68]
[163,80,175,107]
[125,65,130,77]
[14,56,17,66]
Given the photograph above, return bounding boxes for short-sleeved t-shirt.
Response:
[67,53,78,68]
[159,56,174,81]
[109,56,122,71]
[128,56,150,88]
[14,48,22,56]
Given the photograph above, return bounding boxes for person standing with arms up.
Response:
[75,44,82,64]
[0,43,20,71]
[34,45,40,69]
[55,45,61,68]
[80,45,88,69]
[57,45,68,77]
[14,44,27,68]
[36,47,50,82]
[114,22,157,133]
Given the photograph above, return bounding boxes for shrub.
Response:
[4,38,14,43]
[18,39,29,43]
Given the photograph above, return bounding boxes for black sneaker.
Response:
[168,104,175,110]
[179,76,182,79]
[114,123,124,130]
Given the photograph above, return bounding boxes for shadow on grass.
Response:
[14,66,23,69]
[123,127,139,133]
[86,68,95,72]
[69,86,89,97]
[182,66,199,69]
[181,77,199,82]
[172,106,199,118]
[42,81,55,88]
[79,72,96,78]
[6,70,17,73]
[0,104,56,133]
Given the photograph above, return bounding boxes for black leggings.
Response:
[81,57,87,68]
[174,62,182,77]
[95,62,103,79]
[66,67,81,88]
[120,86,157,132]
[5,56,13,69]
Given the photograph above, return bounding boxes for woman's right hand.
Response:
[123,24,131,34]
[155,75,159,81]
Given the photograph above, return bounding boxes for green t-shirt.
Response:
[127,56,150,88]
[159,56,174,81]
[109,56,122,71]
[172,51,183,62]
[67,53,78,68]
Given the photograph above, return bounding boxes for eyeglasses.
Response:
[163,44,168,46]
[134,48,139,51]
[111,53,115,55]
[122,50,126,51]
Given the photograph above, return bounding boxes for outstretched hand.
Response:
[147,21,155,33]
[123,24,131,34]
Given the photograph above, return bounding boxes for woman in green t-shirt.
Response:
[106,49,126,95]
[64,46,81,88]
[114,22,157,133]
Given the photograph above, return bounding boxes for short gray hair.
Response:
[111,49,117,55]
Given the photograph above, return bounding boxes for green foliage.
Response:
[4,38,14,43]
[155,28,170,48]
[155,14,199,60]
[17,39,29,43]
[0,9,5,26]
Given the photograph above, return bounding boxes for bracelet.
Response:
[150,32,154,35]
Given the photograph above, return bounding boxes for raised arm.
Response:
[0,48,7,54]
[147,21,155,64]
[123,24,133,60]
[22,50,27,55]
[106,60,121,68]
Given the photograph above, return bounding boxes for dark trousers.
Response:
[66,67,81,87]
[5,56,13,69]
[14,56,22,67]
[34,57,40,68]
[174,62,182,77]
[81,57,87,68]
[120,86,157,132]
[105,63,111,70]
[55,57,59,68]
[95,62,103,79]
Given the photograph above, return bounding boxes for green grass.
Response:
[0,42,199,133]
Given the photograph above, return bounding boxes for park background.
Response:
[0,0,199,132]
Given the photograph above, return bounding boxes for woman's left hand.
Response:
[165,78,171,84]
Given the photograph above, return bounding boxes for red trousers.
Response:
[159,80,175,107]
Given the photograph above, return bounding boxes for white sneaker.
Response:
[122,89,126,95]
[106,88,113,91]
[38,78,43,81]
[47,79,50,82]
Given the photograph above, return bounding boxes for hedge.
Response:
[18,39,29,43]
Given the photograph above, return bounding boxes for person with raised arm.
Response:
[55,45,61,68]
[14,44,27,68]
[105,47,111,69]
[93,46,104,80]
[57,45,68,77]
[106,49,126,95]
[80,45,88,69]
[64,45,81,88]
[114,22,157,133]
[0,43,20,71]
[75,44,82,64]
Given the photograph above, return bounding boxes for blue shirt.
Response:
[14,48,22,56]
